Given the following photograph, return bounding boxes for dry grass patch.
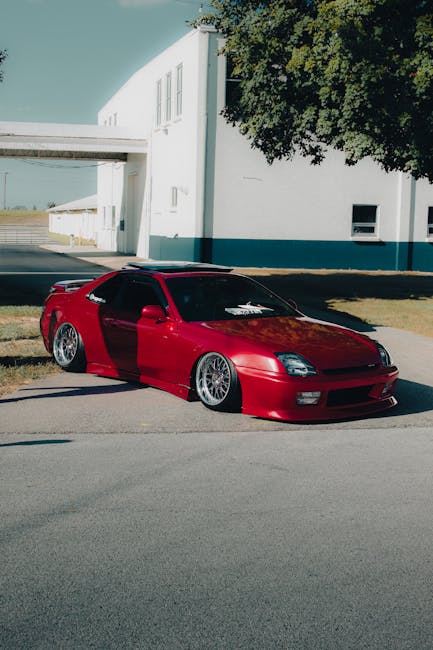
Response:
[0,306,57,397]
[328,297,433,338]
[248,269,433,338]
[0,209,48,226]
[48,232,96,246]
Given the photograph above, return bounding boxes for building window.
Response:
[352,205,378,237]
[176,64,183,117]
[225,55,242,108]
[170,186,178,210]
[165,72,172,122]
[156,79,162,126]
[428,207,433,238]
[113,113,117,126]
[111,205,116,229]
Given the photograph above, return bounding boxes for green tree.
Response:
[202,0,433,181]
[0,49,7,83]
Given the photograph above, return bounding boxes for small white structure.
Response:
[48,195,99,244]
[96,27,433,271]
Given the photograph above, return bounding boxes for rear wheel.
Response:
[195,352,241,412]
[53,322,86,372]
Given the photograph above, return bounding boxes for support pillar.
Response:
[395,173,416,271]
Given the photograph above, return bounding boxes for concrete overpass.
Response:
[0,121,147,161]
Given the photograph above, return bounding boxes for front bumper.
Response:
[238,365,399,422]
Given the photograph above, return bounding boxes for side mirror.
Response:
[141,304,167,321]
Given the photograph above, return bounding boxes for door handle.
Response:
[102,317,117,327]
[116,321,136,332]
[102,317,137,331]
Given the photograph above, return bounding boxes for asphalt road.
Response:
[0,244,109,305]
[2,245,433,648]
[2,428,433,649]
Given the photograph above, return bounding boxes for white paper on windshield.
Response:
[225,304,273,316]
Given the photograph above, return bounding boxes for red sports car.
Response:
[40,262,398,422]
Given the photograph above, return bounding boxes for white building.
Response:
[61,27,433,270]
[48,195,99,244]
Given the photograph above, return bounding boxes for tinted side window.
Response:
[90,275,124,304]
[90,274,166,314]
[117,279,163,314]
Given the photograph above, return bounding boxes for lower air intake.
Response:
[327,385,374,407]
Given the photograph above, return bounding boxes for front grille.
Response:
[323,364,379,376]
[327,385,374,407]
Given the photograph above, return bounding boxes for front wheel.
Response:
[195,352,241,412]
[53,322,86,372]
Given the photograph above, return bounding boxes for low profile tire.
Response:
[53,322,86,372]
[195,352,241,412]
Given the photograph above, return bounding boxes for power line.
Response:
[19,159,110,170]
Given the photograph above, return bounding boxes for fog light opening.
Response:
[381,381,394,396]
[296,391,322,406]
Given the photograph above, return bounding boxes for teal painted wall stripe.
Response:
[395,241,409,271]
[412,242,433,271]
[149,236,433,271]
[150,236,201,261]
[212,239,395,270]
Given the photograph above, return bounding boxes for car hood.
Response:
[200,316,379,370]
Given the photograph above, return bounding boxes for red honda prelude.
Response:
[40,262,398,422]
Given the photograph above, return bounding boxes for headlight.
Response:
[275,352,317,376]
[376,342,393,367]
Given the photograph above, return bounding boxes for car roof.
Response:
[123,261,233,274]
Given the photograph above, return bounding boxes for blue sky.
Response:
[0,0,210,209]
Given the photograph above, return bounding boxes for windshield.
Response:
[166,274,297,322]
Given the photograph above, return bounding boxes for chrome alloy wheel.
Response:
[53,323,79,367]
[196,352,232,406]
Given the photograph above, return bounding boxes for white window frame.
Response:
[175,64,183,117]
[165,72,172,122]
[427,206,433,239]
[351,204,379,240]
[156,78,162,126]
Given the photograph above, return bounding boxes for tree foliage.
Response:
[0,48,7,83]
[201,0,433,181]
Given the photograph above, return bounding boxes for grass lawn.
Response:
[253,269,433,339]
[0,209,48,226]
[327,297,433,339]
[0,306,56,397]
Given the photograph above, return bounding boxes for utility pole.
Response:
[1,171,8,210]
